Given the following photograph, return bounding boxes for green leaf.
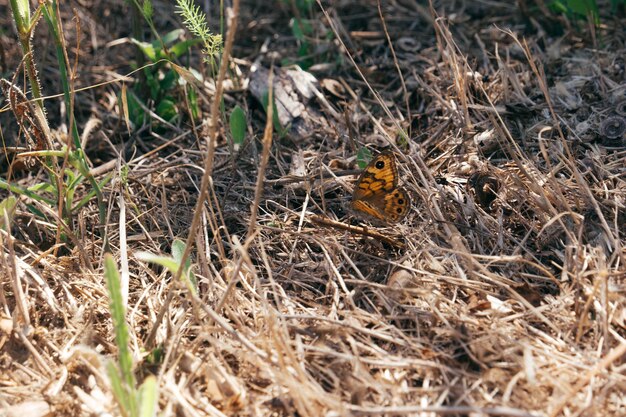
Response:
[130,39,157,62]
[567,0,598,16]
[145,71,160,100]
[0,178,56,206]
[300,19,313,36]
[64,168,81,189]
[550,0,569,13]
[73,174,113,212]
[229,105,247,149]
[28,181,55,194]
[24,203,47,220]
[171,239,197,295]
[297,43,309,58]
[171,239,188,269]
[136,252,181,276]
[159,70,178,92]
[159,29,185,46]
[296,0,315,9]
[169,38,203,59]
[138,241,197,295]
[9,0,31,36]
[187,87,200,120]
[356,147,373,169]
[291,18,305,41]
[155,98,178,122]
[104,254,138,415]
[138,376,158,417]
[187,269,198,295]
[145,345,165,366]
[107,361,132,417]
[261,92,287,138]
[0,196,17,231]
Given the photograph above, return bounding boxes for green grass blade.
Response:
[107,361,132,417]
[41,1,81,149]
[0,196,17,231]
[104,254,138,416]
[0,178,56,205]
[137,375,158,417]
[136,252,181,275]
[229,105,247,150]
[171,239,197,295]
[138,242,197,295]
[8,0,30,36]
[73,174,113,212]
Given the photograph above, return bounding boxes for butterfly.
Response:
[350,151,411,224]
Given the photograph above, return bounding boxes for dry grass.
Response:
[1,0,626,416]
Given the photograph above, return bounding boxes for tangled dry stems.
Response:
[1,1,625,416]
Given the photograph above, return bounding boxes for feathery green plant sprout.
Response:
[175,0,223,66]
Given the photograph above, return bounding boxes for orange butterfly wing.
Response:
[351,152,411,223]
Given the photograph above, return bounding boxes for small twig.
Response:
[146,0,240,349]
[309,214,405,248]
[247,64,274,238]
[0,221,30,329]
[175,0,239,274]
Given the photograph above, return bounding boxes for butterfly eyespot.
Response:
[397,198,404,204]
[375,160,385,169]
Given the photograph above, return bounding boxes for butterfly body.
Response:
[351,152,410,224]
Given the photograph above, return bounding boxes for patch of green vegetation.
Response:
[124,0,223,130]
[281,0,317,69]
[0,196,17,231]
[0,149,112,240]
[104,254,159,417]
[136,239,198,295]
[128,29,203,128]
[290,16,314,69]
[175,0,223,65]
[549,0,600,23]
[261,91,289,138]
[549,0,625,24]
[356,147,373,169]
[229,105,248,151]
[5,0,107,242]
